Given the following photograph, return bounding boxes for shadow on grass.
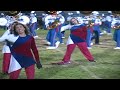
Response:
[0,72,9,79]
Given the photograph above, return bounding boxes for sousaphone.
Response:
[80,11,93,16]
[5,11,21,16]
[112,11,120,15]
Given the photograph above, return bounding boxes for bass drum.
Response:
[18,15,30,25]
[0,18,8,26]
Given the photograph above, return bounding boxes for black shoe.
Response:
[89,60,96,62]
[95,43,100,45]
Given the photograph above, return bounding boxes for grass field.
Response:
[0,28,120,79]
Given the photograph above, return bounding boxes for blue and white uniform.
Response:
[113,19,120,49]
[45,14,62,49]
[29,13,38,38]
[105,15,112,34]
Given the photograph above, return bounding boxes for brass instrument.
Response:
[112,11,120,15]
[80,11,93,16]
[45,11,60,29]
[113,25,120,29]
[86,20,94,27]
[44,11,57,14]
[4,11,21,21]
[80,11,94,27]
[5,11,20,16]
[48,20,60,29]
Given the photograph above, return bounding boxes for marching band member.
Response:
[29,12,38,38]
[101,14,107,34]
[91,15,102,45]
[57,13,65,44]
[58,12,66,40]
[85,18,94,49]
[52,17,95,65]
[105,12,113,35]
[44,11,62,49]
[113,19,120,49]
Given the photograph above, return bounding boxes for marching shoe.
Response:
[62,37,65,39]
[34,36,39,39]
[89,60,96,62]
[61,43,64,44]
[91,42,93,45]
[114,47,120,49]
[46,46,56,49]
[47,42,51,45]
[55,41,60,48]
[87,47,92,49]
[56,61,71,65]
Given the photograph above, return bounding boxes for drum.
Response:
[0,18,8,26]
[18,15,30,25]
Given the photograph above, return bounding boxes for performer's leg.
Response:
[9,69,21,79]
[86,29,92,47]
[107,22,111,33]
[50,29,57,46]
[62,44,76,62]
[61,31,65,38]
[57,31,63,44]
[2,53,11,74]
[113,30,117,42]
[25,64,35,79]
[116,30,120,47]
[77,42,94,61]
[46,30,51,43]
[31,23,37,36]
[55,44,76,65]
[94,31,99,44]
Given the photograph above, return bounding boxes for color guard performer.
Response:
[52,17,95,65]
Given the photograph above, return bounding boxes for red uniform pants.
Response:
[63,42,94,62]
[9,64,35,79]
[2,53,11,73]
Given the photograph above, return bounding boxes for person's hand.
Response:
[36,61,42,69]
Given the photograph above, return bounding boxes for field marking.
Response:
[80,65,102,79]
[57,48,102,79]
[38,37,102,79]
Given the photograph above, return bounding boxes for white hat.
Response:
[108,11,112,13]
[31,11,35,13]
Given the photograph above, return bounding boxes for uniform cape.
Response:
[66,24,87,45]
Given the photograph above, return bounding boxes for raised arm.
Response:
[60,24,71,32]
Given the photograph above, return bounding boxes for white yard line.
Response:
[57,48,102,79]
[80,65,102,79]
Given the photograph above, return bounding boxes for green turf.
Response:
[0,28,120,79]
